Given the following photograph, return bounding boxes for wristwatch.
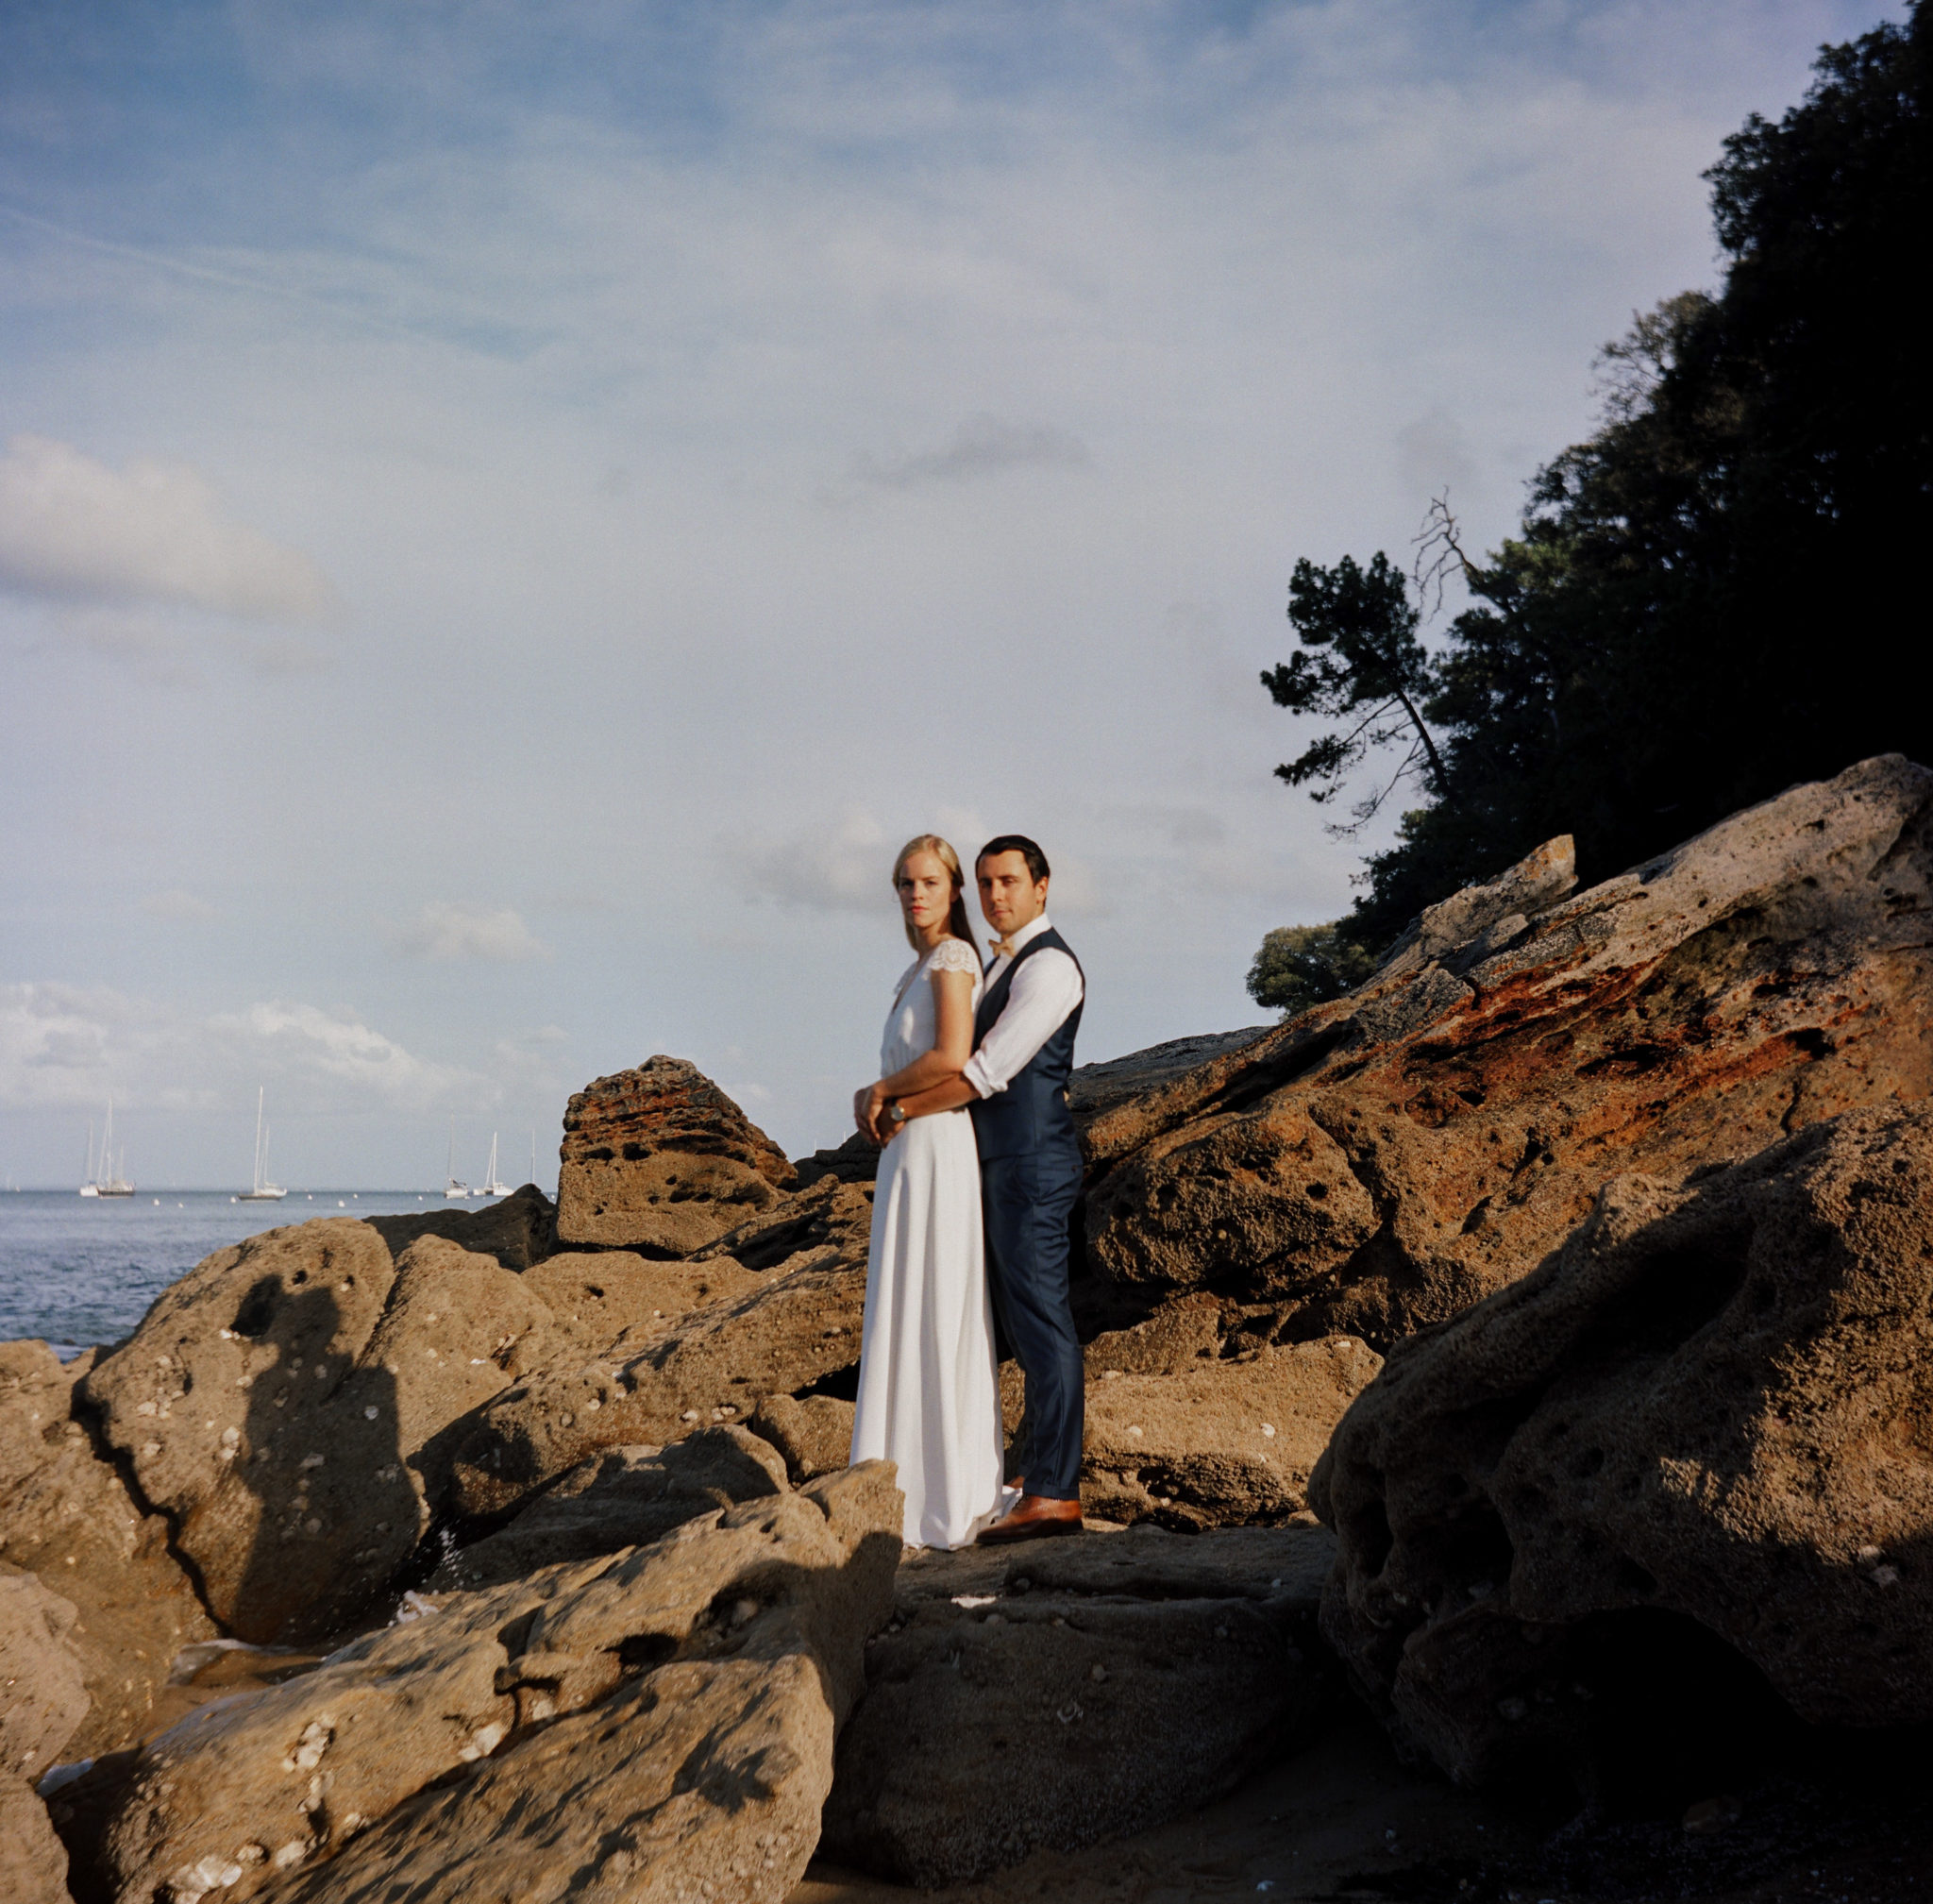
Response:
[886,1103,908,1125]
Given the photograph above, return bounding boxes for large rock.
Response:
[1,1342,216,1755]
[364,1183,557,1271]
[76,1218,700,1643]
[0,1567,85,1904]
[821,1524,1335,1884]
[450,1178,872,1519]
[1311,1103,1933,1794]
[521,1248,762,1351]
[0,1567,87,1784]
[70,1462,901,1904]
[989,1296,1379,1527]
[428,1427,789,1591]
[751,1392,857,1483]
[1067,1026,1274,1133]
[1,1775,73,1904]
[80,1219,402,1641]
[557,1056,797,1255]
[1083,756,1933,1346]
[1080,1336,1382,1528]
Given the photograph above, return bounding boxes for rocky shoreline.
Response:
[5,753,1932,1902]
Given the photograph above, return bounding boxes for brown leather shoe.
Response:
[977,1494,1083,1544]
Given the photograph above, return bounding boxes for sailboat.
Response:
[81,1096,135,1197]
[444,1120,471,1199]
[237,1087,288,1201]
[479,1132,513,1199]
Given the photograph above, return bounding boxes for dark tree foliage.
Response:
[1264,6,1931,956]
[1262,553,1445,822]
[1246,921,1380,1017]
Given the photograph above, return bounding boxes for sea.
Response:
[0,1189,485,1359]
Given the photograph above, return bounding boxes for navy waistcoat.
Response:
[968,927,1084,1163]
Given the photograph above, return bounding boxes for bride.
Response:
[849,834,1008,1548]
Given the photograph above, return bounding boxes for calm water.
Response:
[0,1189,502,1356]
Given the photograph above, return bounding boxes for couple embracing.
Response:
[849,833,1085,1550]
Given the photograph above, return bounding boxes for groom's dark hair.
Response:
[977,834,1051,883]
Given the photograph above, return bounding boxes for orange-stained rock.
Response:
[1083,755,1933,1345]
[556,1057,796,1255]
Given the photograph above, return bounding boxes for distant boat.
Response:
[237,1087,288,1202]
[479,1132,513,1199]
[445,1121,471,1199]
[80,1097,135,1197]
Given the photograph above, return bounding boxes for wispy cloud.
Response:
[731,809,893,912]
[842,414,1089,494]
[0,981,488,1115]
[383,901,551,963]
[0,435,336,621]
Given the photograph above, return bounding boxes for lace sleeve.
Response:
[927,938,982,977]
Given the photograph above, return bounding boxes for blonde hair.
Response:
[891,834,979,953]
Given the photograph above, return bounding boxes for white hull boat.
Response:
[237,1087,288,1201]
[81,1100,135,1197]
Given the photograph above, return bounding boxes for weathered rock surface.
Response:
[1083,756,1933,1346]
[72,1209,758,1644]
[1311,1103,1933,1793]
[821,1524,1336,1884]
[428,1427,788,1591]
[450,1178,872,1519]
[1,1566,85,1904]
[0,1567,87,1783]
[557,1056,797,1254]
[521,1248,762,1350]
[364,1183,557,1271]
[792,1130,881,1189]
[989,1296,1379,1526]
[2,1773,73,1904]
[1067,1026,1274,1132]
[1081,1337,1382,1527]
[1,1342,215,1755]
[81,1221,471,1642]
[751,1392,856,1483]
[68,1461,900,1904]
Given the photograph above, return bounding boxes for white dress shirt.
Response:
[964,913,1084,1100]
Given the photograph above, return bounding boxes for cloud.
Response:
[0,434,335,620]
[140,888,221,922]
[383,901,551,962]
[844,414,1089,492]
[0,981,487,1115]
[732,809,894,912]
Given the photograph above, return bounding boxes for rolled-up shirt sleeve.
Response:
[964,949,1084,1098]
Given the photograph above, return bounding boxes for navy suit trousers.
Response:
[980,1142,1084,1501]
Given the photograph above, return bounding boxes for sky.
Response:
[0,0,1900,1190]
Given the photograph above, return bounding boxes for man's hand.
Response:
[853,1085,886,1146]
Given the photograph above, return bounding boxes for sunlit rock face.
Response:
[556,1056,797,1255]
[1081,754,1933,1348]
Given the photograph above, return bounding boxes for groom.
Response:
[881,834,1087,1542]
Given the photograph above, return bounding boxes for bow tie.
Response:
[990,935,1017,960]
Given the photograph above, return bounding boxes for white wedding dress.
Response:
[849,937,1008,1549]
